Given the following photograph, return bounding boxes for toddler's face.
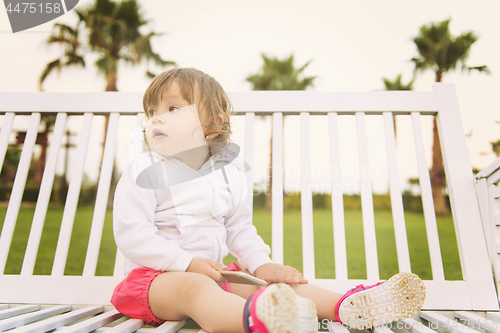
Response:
[145,80,208,158]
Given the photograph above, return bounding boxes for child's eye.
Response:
[169,106,180,112]
[148,110,156,117]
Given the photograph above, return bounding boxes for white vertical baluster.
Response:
[0,113,41,273]
[300,112,315,279]
[113,249,126,277]
[21,113,68,275]
[111,114,142,278]
[411,112,445,281]
[52,113,93,276]
[356,112,379,280]
[244,113,255,210]
[0,113,15,172]
[83,113,119,276]
[383,112,411,272]
[328,113,347,280]
[272,112,284,264]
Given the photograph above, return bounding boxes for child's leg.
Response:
[149,271,246,333]
[230,272,426,327]
[229,283,341,321]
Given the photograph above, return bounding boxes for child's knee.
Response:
[180,272,219,298]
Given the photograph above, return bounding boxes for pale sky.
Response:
[1,0,499,193]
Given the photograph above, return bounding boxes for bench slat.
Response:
[152,320,188,333]
[400,318,440,333]
[383,112,411,272]
[420,311,477,333]
[9,306,103,333]
[487,312,500,322]
[104,318,144,333]
[455,311,500,333]
[0,305,70,332]
[0,112,15,171]
[83,113,120,277]
[300,112,315,280]
[410,112,445,281]
[0,304,40,320]
[0,91,439,114]
[356,112,379,280]
[328,113,348,280]
[21,113,68,275]
[271,112,284,264]
[229,91,439,114]
[52,113,94,276]
[57,309,124,333]
[0,113,41,273]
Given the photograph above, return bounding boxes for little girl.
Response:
[111,67,426,333]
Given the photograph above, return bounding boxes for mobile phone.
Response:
[218,270,267,286]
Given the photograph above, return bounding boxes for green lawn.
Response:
[0,205,462,280]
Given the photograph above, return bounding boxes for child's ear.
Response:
[205,115,224,140]
[216,114,224,130]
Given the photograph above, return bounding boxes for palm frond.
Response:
[39,59,61,91]
[146,71,156,79]
[464,65,491,75]
[246,53,316,91]
[412,18,488,80]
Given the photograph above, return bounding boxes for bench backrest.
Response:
[0,84,497,310]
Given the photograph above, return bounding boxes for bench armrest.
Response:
[476,156,500,184]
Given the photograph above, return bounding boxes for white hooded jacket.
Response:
[113,147,272,275]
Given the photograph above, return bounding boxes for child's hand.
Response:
[186,258,228,284]
[254,263,308,284]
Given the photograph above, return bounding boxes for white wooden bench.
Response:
[1,83,499,332]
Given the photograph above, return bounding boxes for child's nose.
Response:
[152,115,164,124]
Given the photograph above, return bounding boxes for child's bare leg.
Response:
[149,272,246,333]
[289,284,342,321]
[230,283,341,321]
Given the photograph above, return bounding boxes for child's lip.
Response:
[152,128,167,139]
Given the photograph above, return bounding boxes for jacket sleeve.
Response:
[113,162,193,272]
[223,158,272,274]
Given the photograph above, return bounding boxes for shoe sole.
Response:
[338,272,426,330]
[255,283,318,333]
[296,295,318,333]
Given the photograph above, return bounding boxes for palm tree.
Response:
[490,121,500,158]
[491,140,500,158]
[246,53,317,210]
[382,73,414,139]
[411,18,490,216]
[40,0,175,206]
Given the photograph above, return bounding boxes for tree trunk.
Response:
[103,71,118,208]
[34,130,48,186]
[393,115,397,140]
[264,117,286,211]
[430,71,450,215]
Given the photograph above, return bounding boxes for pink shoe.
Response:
[243,283,318,333]
[335,272,426,330]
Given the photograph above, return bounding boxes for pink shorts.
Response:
[111,263,242,326]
